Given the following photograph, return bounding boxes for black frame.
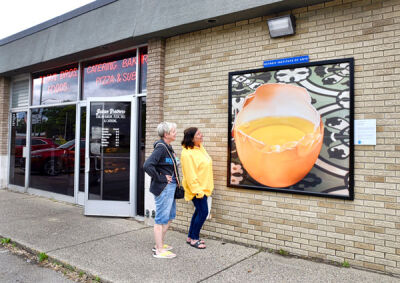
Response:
[228,58,354,200]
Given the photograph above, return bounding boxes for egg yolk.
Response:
[237,116,316,151]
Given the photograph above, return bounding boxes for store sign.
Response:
[83,54,147,99]
[263,55,309,68]
[40,68,78,94]
[95,108,126,122]
[86,58,137,86]
[32,67,79,105]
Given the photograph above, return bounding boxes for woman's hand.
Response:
[196,192,205,198]
[165,175,172,183]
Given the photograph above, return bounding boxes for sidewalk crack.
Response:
[45,226,151,253]
[197,250,262,282]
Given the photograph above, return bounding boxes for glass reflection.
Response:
[9,112,27,186]
[79,107,86,192]
[32,67,78,105]
[136,97,146,215]
[83,52,137,99]
[29,106,76,196]
[88,102,130,201]
[140,47,147,93]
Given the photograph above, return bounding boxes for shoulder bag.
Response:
[156,143,185,199]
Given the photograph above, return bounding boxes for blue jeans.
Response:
[188,196,208,240]
[154,180,176,225]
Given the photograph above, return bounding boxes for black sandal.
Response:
[190,240,206,249]
[186,238,205,245]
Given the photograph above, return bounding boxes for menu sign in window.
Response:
[101,127,120,148]
[90,102,131,154]
[83,53,138,99]
[32,66,78,105]
[95,108,126,148]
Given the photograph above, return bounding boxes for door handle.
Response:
[85,158,90,173]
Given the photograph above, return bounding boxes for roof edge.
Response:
[0,0,117,46]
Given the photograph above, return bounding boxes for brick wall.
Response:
[0,77,10,188]
[146,39,166,157]
[163,0,400,275]
[144,39,166,224]
[0,77,10,156]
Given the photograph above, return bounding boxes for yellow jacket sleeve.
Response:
[181,150,205,198]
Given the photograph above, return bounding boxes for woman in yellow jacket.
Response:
[181,127,214,249]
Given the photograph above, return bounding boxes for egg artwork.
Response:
[233,83,324,188]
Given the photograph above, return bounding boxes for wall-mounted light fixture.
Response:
[267,15,296,38]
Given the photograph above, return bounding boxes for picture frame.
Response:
[228,58,354,200]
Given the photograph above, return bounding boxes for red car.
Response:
[30,140,85,176]
[14,137,58,167]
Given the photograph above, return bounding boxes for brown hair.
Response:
[181,127,198,149]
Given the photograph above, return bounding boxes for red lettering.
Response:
[59,68,78,80]
[47,82,69,94]
[141,54,148,64]
[87,61,118,74]
[96,75,116,86]
[43,73,58,83]
[122,71,136,82]
[122,57,136,68]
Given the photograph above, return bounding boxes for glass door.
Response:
[84,97,137,216]
[9,112,27,188]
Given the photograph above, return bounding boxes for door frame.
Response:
[84,96,138,217]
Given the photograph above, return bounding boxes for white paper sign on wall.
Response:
[354,119,376,145]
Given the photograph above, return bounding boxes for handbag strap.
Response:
[156,143,181,186]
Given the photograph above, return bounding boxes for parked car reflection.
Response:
[15,137,58,167]
[30,140,85,176]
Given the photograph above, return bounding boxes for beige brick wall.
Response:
[163,0,400,275]
[0,77,10,188]
[146,39,166,156]
[0,77,10,155]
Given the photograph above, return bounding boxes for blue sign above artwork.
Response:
[263,55,309,68]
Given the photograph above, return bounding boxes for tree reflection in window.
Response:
[30,106,76,196]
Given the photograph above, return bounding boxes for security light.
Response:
[267,15,296,38]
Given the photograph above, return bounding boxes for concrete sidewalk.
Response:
[0,189,398,283]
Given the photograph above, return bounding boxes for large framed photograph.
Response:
[228,58,354,200]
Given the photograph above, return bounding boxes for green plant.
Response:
[0,238,11,244]
[94,276,101,282]
[342,260,350,268]
[38,252,48,262]
[65,264,75,271]
[278,249,288,256]
[268,248,273,253]
[79,271,84,277]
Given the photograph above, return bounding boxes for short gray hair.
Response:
[157,122,177,138]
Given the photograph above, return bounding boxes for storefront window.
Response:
[14,46,147,200]
[9,112,27,186]
[29,106,76,196]
[140,47,147,92]
[82,52,137,99]
[32,66,78,105]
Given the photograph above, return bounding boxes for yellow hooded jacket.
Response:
[181,144,214,201]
